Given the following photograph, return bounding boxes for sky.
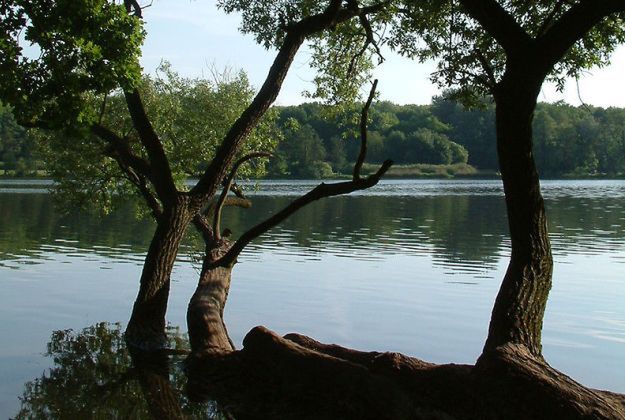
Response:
[141,0,625,107]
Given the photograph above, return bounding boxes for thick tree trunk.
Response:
[483,73,553,357]
[187,239,235,353]
[126,195,193,350]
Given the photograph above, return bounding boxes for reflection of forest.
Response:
[1,192,624,269]
[14,323,222,419]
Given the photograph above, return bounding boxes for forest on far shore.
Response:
[2,97,625,179]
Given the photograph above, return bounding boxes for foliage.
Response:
[6,95,625,180]
[35,64,279,214]
[0,0,145,128]
[0,102,40,174]
[389,1,625,104]
[218,0,393,105]
[271,100,468,177]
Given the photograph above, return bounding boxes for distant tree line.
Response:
[0,102,40,175]
[269,98,625,178]
[3,98,625,178]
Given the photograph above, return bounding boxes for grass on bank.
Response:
[359,162,491,178]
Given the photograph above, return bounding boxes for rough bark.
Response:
[187,239,235,353]
[483,71,553,357]
[125,195,193,350]
[185,327,625,420]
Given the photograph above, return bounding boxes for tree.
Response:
[36,64,278,215]
[181,1,625,418]
[0,0,390,351]
[4,1,625,417]
[400,0,625,358]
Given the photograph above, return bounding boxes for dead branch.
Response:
[354,79,378,180]
[213,152,271,241]
[208,81,392,269]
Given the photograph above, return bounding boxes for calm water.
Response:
[0,179,624,417]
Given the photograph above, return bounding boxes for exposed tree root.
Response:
[185,326,625,420]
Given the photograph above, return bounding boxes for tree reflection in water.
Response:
[14,323,228,419]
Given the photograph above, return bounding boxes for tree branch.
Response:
[193,213,214,246]
[536,0,625,74]
[190,0,390,205]
[213,152,271,241]
[209,81,392,269]
[353,79,377,180]
[124,89,178,205]
[345,1,386,78]
[91,124,151,178]
[473,48,497,88]
[90,124,163,219]
[457,0,532,55]
[210,162,391,269]
[536,0,568,36]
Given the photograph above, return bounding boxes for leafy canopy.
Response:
[388,0,625,104]
[0,0,144,127]
[218,0,394,105]
[37,64,280,214]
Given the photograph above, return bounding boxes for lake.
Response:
[0,179,624,417]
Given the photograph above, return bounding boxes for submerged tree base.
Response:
[185,326,625,420]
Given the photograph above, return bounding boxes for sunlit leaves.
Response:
[37,64,279,215]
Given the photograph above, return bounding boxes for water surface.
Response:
[0,179,624,417]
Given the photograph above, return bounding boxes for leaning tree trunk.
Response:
[482,72,553,358]
[187,239,235,354]
[126,195,194,350]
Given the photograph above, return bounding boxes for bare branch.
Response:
[353,79,378,180]
[210,161,392,269]
[209,80,392,269]
[213,152,271,241]
[346,1,386,78]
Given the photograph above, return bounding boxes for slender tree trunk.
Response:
[482,72,553,357]
[126,195,193,350]
[187,239,235,354]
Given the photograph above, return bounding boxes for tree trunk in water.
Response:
[187,239,235,354]
[482,74,553,357]
[126,195,193,350]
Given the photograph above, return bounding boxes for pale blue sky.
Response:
[141,0,625,107]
